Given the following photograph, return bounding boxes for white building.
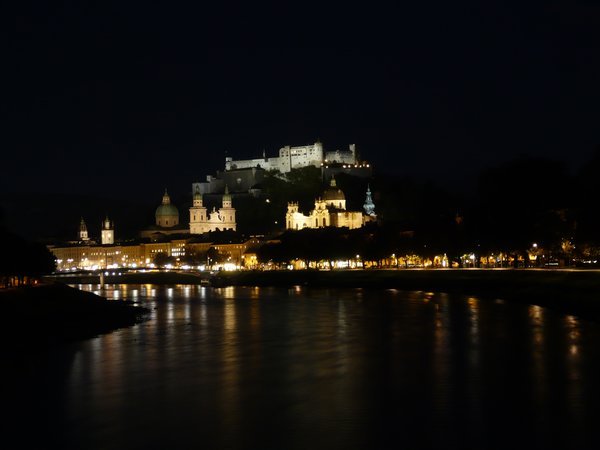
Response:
[224,142,359,174]
[285,178,373,231]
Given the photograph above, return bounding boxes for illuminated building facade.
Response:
[224,142,360,174]
[49,238,258,271]
[189,185,236,234]
[285,178,374,230]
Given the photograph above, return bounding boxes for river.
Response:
[5,284,600,449]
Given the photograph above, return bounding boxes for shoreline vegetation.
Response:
[0,283,149,351]
[46,269,600,322]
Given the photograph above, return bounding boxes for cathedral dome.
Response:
[323,177,345,201]
[155,189,179,227]
[155,204,179,217]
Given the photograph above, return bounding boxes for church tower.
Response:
[363,184,376,217]
[189,185,209,234]
[101,216,114,245]
[219,185,237,230]
[79,217,90,242]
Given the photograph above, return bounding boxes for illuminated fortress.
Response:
[224,141,359,173]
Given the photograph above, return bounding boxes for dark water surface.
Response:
[5,284,600,449]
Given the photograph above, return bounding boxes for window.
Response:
[315,218,318,227]
[323,218,326,227]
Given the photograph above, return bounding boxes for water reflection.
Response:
[24,285,600,449]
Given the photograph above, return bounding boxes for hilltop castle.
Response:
[193,141,371,196]
[224,141,358,173]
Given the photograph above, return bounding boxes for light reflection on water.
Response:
[8,284,600,450]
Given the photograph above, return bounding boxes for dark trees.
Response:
[0,231,56,286]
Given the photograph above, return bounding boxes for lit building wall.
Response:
[330,211,364,229]
[50,244,145,270]
[324,144,357,165]
[225,142,324,173]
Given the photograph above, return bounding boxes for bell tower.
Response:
[189,185,208,234]
[79,217,90,242]
[219,185,236,230]
[101,216,114,245]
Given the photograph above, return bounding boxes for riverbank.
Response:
[213,269,600,321]
[43,268,600,321]
[0,283,149,351]
[45,270,208,285]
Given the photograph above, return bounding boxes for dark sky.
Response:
[5,1,600,201]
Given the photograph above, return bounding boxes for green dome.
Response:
[155,204,179,217]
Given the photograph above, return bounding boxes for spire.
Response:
[162,189,171,205]
[222,184,232,208]
[330,176,336,187]
[363,184,376,217]
[79,217,89,241]
[192,184,203,206]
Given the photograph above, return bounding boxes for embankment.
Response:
[213,269,600,321]
[0,283,149,351]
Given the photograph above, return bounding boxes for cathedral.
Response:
[140,188,237,238]
[189,185,237,233]
[285,178,376,230]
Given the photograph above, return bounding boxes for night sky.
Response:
[5,1,600,200]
